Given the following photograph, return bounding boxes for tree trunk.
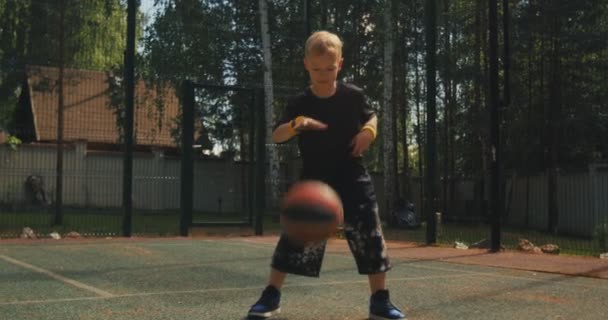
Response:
[489,0,502,251]
[258,0,280,207]
[500,0,511,222]
[398,14,411,201]
[525,1,534,227]
[547,12,561,234]
[441,0,451,219]
[425,0,438,244]
[382,0,396,222]
[473,0,485,219]
[414,31,425,220]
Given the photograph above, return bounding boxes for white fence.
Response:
[0,143,249,214]
[504,166,608,237]
[1,144,606,236]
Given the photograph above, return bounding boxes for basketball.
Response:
[280,180,344,244]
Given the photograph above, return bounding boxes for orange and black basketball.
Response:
[280,180,344,244]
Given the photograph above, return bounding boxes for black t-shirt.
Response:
[274,82,375,180]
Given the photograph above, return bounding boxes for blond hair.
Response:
[305,31,343,58]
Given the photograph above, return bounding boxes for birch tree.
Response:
[258,0,281,205]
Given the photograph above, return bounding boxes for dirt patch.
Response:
[4,234,607,279]
[239,236,608,280]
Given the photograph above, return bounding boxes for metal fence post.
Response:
[180,80,195,237]
[122,0,137,237]
[255,88,266,235]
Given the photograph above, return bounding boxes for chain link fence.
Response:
[1,1,607,256]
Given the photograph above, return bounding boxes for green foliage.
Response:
[5,135,21,151]
[0,0,605,170]
[0,0,137,136]
[142,1,262,155]
[505,0,608,171]
[21,0,129,70]
[0,0,593,171]
[0,94,18,130]
[106,67,127,144]
[0,0,29,131]
[142,0,228,84]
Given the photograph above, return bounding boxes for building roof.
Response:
[23,65,181,148]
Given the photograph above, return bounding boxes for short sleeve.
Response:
[359,92,375,124]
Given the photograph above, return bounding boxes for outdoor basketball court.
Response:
[1,236,607,320]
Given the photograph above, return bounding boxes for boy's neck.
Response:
[310,82,338,98]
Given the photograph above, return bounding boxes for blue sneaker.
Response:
[369,290,406,320]
[247,286,281,319]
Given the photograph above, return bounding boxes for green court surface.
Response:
[1,237,607,320]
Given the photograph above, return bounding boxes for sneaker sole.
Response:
[248,307,281,318]
[369,313,406,320]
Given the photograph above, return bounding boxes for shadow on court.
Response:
[1,236,607,320]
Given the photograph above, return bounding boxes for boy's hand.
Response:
[292,116,328,131]
[350,129,374,157]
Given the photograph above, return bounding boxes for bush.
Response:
[6,135,22,151]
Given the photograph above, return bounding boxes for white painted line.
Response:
[0,272,480,306]
[2,239,606,308]
[0,296,106,306]
[0,254,114,298]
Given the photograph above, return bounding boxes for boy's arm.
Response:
[272,116,328,143]
[272,122,297,143]
[361,114,378,137]
[351,114,377,156]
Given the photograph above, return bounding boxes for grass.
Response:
[0,208,267,239]
[382,222,603,257]
[0,210,165,238]
[1,209,603,257]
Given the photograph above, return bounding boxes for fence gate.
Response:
[179,81,265,235]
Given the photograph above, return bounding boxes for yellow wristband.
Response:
[361,125,377,139]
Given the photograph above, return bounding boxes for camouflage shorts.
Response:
[271,174,391,277]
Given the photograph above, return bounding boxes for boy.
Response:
[247,31,406,320]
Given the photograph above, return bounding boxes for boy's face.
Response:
[304,50,343,88]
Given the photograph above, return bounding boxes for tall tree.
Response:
[142,1,256,152]
[472,0,486,219]
[394,0,415,202]
[413,28,425,217]
[440,0,454,218]
[425,0,438,244]
[0,1,29,130]
[0,0,128,131]
[546,2,560,234]
[382,0,396,220]
[259,0,281,204]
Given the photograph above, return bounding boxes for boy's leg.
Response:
[248,283,282,319]
[268,268,287,289]
[337,175,405,320]
[369,287,406,320]
[368,272,406,319]
[270,233,327,277]
[247,268,286,318]
[247,234,327,319]
[341,201,391,275]
[368,272,386,294]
